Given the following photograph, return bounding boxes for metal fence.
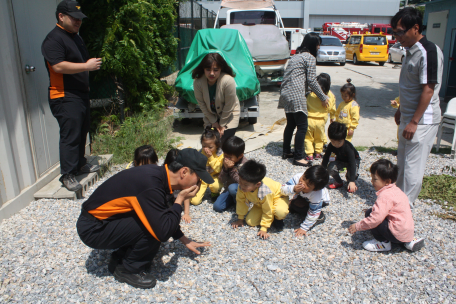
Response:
[176,0,218,71]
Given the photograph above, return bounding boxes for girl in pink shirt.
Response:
[348,159,424,252]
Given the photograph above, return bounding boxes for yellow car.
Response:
[344,34,389,66]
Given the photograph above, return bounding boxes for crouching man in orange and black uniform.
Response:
[77,149,212,289]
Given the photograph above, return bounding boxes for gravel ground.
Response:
[1,144,455,303]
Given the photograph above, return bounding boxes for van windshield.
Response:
[321,37,342,46]
[364,36,387,45]
[229,11,276,25]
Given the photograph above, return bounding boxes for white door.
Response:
[11,0,61,176]
[426,10,449,51]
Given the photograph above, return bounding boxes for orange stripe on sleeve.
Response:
[47,62,65,99]
[165,164,173,194]
[88,196,161,242]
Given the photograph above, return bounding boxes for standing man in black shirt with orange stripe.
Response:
[77,149,212,289]
[42,1,101,191]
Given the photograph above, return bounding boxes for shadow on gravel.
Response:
[84,242,206,282]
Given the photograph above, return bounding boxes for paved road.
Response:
[172,61,452,151]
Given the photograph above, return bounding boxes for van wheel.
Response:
[248,117,258,125]
[388,54,393,63]
[379,62,385,66]
[353,54,359,65]
[340,62,346,66]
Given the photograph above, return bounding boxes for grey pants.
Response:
[397,122,439,207]
[327,158,360,184]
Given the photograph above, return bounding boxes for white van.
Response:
[215,1,290,85]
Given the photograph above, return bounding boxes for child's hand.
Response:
[390,100,398,106]
[203,147,212,157]
[182,214,192,223]
[294,228,308,237]
[347,182,358,193]
[224,157,235,169]
[293,184,304,193]
[348,223,357,234]
[231,219,244,228]
[330,119,335,123]
[348,129,354,136]
[257,230,270,240]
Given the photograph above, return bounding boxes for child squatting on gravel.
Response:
[335,79,360,142]
[213,136,248,212]
[304,73,336,160]
[126,145,158,169]
[281,165,330,237]
[348,159,425,252]
[231,160,289,239]
[190,128,224,206]
[164,149,194,223]
[322,122,361,193]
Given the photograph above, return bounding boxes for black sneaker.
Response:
[272,219,285,231]
[308,211,326,232]
[322,201,330,208]
[60,174,82,192]
[77,163,100,175]
[113,264,156,289]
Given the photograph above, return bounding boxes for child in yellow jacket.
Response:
[231,160,289,239]
[305,73,336,159]
[190,128,223,205]
[336,78,360,142]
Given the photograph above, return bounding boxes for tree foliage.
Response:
[80,0,178,111]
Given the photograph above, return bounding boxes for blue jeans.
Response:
[213,183,238,212]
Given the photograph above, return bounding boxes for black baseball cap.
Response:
[175,149,214,184]
[57,1,87,19]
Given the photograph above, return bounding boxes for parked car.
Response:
[317,35,346,66]
[388,42,406,64]
[344,34,388,66]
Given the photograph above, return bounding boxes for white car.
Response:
[316,35,346,66]
[388,42,406,64]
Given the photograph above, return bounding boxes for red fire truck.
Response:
[322,22,396,45]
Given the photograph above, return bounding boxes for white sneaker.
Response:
[362,239,392,252]
[404,238,425,252]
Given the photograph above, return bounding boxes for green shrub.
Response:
[91,110,180,164]
[80,0,178,111]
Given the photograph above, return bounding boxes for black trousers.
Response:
[365,209,403,244]
[283,111,308,160]
[76,209,161,273]
[49,97,90,175]
[221,127,237,144]
[327,159,361,184]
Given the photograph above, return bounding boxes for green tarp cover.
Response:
[175,28,260,105]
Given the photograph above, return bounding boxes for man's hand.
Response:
[348,129,354,136]
[231,219,244,228]
[182,214,192,224]
[402,121,418,140]
[294,228,308,237]
[347,182,358,193]
[348,223,357,234]
[257,230,270,240]
[293,184,304,193]
[177,185,199,202]
[203,147,212,157]
[218,126,226,137]
[85,58,102,71]
[179,236,210,255]
[394,108,401,126]
[224,157,235,169]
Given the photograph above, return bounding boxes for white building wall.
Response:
[198,0,400,28]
